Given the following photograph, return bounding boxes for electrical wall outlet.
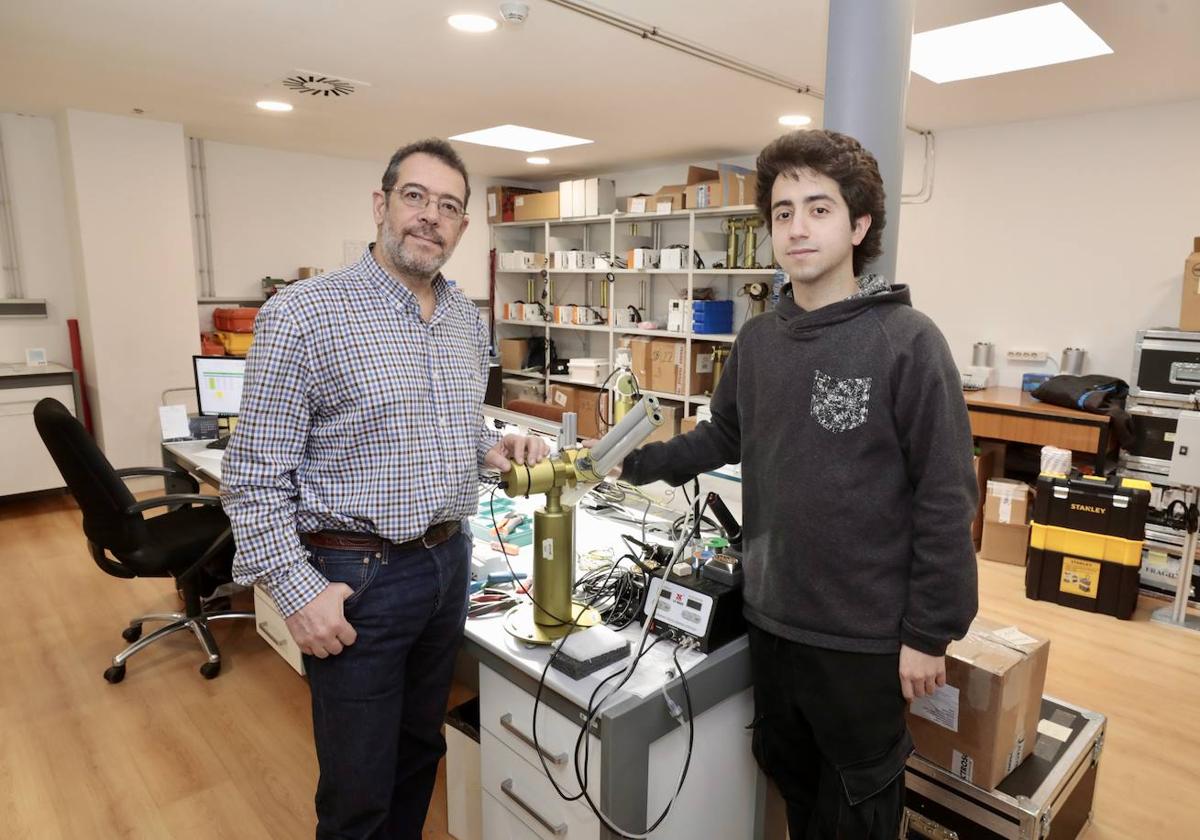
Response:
[1006,349,1047,362]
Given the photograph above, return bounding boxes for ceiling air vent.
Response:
[282,74,356,97]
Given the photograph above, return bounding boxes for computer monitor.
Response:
[193,355,246,417]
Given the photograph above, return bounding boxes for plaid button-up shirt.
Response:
[221,247,499,616]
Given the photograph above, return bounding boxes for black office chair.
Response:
[33,397,254,682]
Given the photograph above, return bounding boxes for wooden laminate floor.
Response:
[2,491,1197,838]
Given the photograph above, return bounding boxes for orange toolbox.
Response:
[212,307,260,333]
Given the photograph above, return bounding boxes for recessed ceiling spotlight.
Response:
[526,156,550,165]
[256,100,293,112]
[778,114,812,127]
[448,14,498,33]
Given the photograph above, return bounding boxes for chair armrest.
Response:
[125,494,222,515]
[115,466,199,494]
[115,466,191,480]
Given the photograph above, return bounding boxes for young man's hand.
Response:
[285,583,358,658]
[484,433,552,472]
[899,644,946,701]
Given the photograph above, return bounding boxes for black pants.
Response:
[747,624,913,840]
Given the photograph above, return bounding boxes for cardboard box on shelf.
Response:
[680,415,699,434]
[513,191,560,221]
[498,338,530,371]
[686,164,757,209]
[1180,236,1200,331]
[642,399,683,445]
[623,194,655,213]
[654,184,687,213]
[548,383,601,439]
[574,388,601,440]
[906,617,1050,791]
[487,186,539,223]
[648,338,715,395]
[628,337,653,388]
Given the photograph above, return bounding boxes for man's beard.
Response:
[381,220,449,280]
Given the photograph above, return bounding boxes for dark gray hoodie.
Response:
[622,282,979,656]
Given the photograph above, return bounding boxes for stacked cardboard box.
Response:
[979,479,1034,565]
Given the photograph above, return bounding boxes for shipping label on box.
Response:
[985,478,1033,524]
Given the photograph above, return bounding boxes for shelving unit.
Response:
[490,204,776,422]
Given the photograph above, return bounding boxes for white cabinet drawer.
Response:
[479,665,600,799]
[0,383,75,495]
[0,382,74,411]
[253,585,306,675]
[482,791,542,840]
[481,729,599,840]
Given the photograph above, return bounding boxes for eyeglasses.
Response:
[388,185,466,222]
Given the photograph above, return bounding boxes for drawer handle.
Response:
[257,621,290,647]
[500,778,567,837]
[901,807,959,840]
[500,713,567,766]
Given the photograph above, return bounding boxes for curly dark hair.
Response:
[755,130,885,276]
[381,138,471,206]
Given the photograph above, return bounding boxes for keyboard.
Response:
[206,436,231,450]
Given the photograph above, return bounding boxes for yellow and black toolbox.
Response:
[1025,473,1152,620]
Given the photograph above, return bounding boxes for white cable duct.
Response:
[0,121,24,299]
[188,137,216,298]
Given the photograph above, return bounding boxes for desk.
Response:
[162,439,771,839]
[964,387,1114,471]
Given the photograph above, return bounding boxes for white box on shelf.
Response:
[571,179,586,217]
[573,306,604,326]
[585,178,616,216]
[627,248,658,270]
[559,181,574,219]
[667,299,687,333]
[659,247,690,271]
[567,251,597,270]
[568,358,610,385]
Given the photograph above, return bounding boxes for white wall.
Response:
[0,113,78,365]
[201,141,494,304]
[897,97,1200,387]
[58,110,199,470]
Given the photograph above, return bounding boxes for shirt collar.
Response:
[359,244,453,318]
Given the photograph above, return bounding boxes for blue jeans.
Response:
[301,529,471,840]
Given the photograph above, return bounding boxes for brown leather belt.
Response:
[302,521,460,553]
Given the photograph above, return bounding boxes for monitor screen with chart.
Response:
[193,355,246,417]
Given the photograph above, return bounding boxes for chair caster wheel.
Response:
[104,665,126,684]
[200,661,221,679]
[122,624,143,643]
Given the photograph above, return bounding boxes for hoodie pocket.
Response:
[811,370,872,433]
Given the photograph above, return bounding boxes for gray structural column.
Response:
[823,0,915,280]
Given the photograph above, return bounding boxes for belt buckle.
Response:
[422,525,440,549]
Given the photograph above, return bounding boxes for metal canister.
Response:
[711,346,730,393]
